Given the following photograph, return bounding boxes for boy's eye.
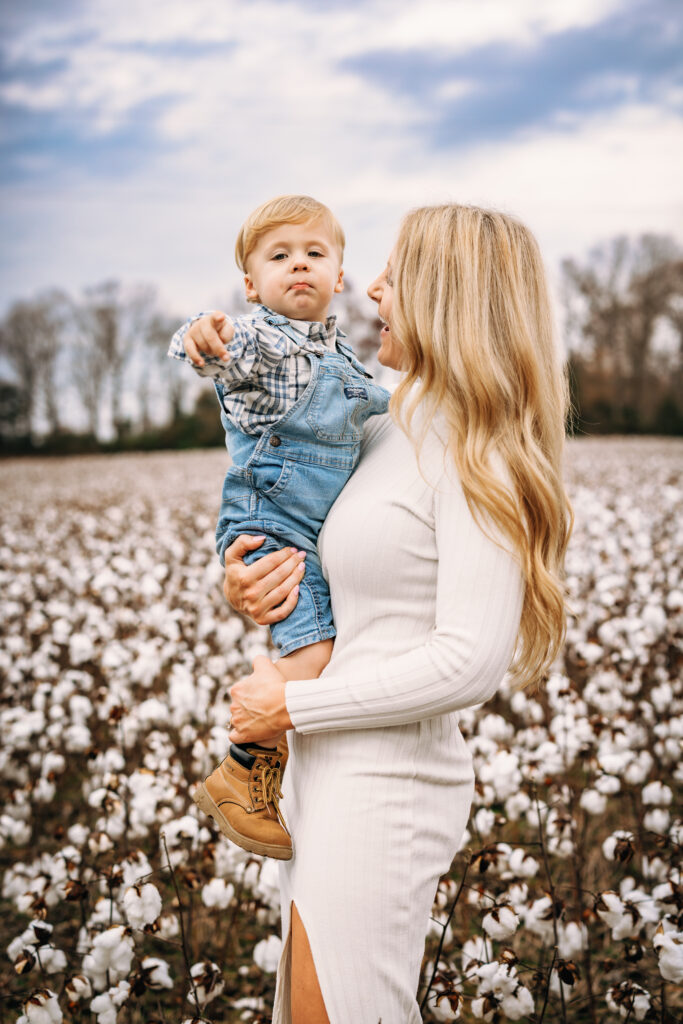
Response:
[308,250,324,258]
[271,253,287,261]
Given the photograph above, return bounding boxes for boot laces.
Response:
[252,759,288,831]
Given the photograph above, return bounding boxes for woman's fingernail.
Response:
[298,562,305,573]
[298,551,307,559]
[293,585,299,596]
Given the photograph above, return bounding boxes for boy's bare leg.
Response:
[268,639,334,743]
[276,638,334,680]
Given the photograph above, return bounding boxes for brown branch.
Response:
[420,854,472,1014]
[160,833,201,1018]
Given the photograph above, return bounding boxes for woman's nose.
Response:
[367,274,382,302]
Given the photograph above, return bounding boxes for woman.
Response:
[203,204,571,1023]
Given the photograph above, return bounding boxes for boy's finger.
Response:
[199,321,221,352]
[183,334,204,366]
[198,323,229,362]
[211,311,227,328]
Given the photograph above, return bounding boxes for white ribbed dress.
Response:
[272,413,524,1024]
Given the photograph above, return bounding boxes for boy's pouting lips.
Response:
[243,218,344,323]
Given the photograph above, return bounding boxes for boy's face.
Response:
[243,218,344,322]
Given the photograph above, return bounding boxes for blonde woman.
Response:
[202,204,572,1023]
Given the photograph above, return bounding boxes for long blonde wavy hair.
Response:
[390,204,572,688]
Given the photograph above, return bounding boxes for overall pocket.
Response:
[255,455,357,533]
[305,368,367,443]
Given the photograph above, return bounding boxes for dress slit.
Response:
[273,899,333,1023]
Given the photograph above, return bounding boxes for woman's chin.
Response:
[377,342,404,372]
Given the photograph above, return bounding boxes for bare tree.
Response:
[0,291,70,436]
[138,311,187,429]
[562,234,683,431]
[78,280,157,439]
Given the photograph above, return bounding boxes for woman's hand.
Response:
[228,656,293,744]
[223,535,306,625]
[183,311,234,366]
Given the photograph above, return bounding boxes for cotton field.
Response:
[1,437,681,1024]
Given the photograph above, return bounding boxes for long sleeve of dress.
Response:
[285,430,525,733]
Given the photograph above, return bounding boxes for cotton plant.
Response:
[2,441,682,1022]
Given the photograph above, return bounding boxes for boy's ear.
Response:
[334,268,344,294]
[244,274,260,303]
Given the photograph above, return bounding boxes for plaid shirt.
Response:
[168,304,351,436]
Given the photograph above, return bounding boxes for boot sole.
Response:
[193,782,293,861]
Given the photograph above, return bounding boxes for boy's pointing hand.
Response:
[183,311,234,366]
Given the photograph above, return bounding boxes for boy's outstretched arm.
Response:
[183,311,235,367]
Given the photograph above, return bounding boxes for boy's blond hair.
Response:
[235,195,345,272]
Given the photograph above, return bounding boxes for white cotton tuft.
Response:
[482,906,519,941]
[122,883,162,929]
[253,934,283,973]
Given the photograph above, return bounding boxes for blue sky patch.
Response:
[343,1,683,149]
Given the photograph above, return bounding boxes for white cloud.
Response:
[0,0,681,322]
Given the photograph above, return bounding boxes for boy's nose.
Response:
[292,256,310,270]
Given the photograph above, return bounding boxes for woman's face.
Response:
[367,257,405,371]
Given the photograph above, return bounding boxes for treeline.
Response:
[1,233,682,455]
[0,280,384,455]
[563,233,683,435]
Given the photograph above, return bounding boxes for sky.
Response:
[1,0,682,321]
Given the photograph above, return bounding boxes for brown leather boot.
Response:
[193,743,292,860]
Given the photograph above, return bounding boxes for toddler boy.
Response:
[168,195,390,859]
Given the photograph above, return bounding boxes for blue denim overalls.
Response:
[214,312,390,657]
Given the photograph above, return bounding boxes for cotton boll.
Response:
[65,975,92,1002]
[473,808,496,838]
[524,897,556,942]
[69,634,95,665]
[653,927,683,983]
[81,926,135,991]
[602,830,635,862]
[594,774,621,795]
[641,781,672,806]
[40,947,68,974]
[157,914,180,940]
[89,980,130,1024]
[643,808,670,833]
[470,996,495,1021]
[506,848,538,879]
[425,985,461,1021]
[478,750,521,801]
[558,921,588,958]
[140,957,173,989]
[187,961,224,1008]
[22,988,62,1024]
[462,936,490,974]
[482,906,519,940]
[201,878,235,910]
[500,985,534,1020]
[122,883,162,929]
[504,791,530,820]
[580,789,607,815]
[623,750,653,785]
[606,981,651,1020]
[253,934,282,973]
